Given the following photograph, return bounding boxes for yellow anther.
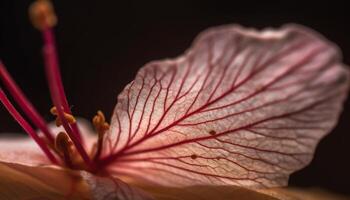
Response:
[55,132,78,168]
[92,110,109,136]
[92,110,109,161]
[92,115,101,126]
[97,110,105,122]
[63,113,76,124]
[29,0,57,30]
[50,106,76,127]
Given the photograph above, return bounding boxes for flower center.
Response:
[0,0,109,173]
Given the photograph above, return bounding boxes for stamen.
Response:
[41,32,83,142]
[29,0,83,142]
[0,89,58,164]
[29,0,92,169]
[50,106,76,126]
[93,110,110,136]
[0,61,54,144]
[30,0,82,139]
[92,111,109,161]
[47,91,92,168]
[43,47,93,169]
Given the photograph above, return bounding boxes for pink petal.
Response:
[0,119,97,166]
[0,135,49,166]
[104,24,349,188]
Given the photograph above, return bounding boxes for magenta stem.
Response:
[41,28,93,169]
[0,61,54,144]
[41,29,83,142]
[0,88,58,164]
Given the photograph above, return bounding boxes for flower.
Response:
[0,0,349,199]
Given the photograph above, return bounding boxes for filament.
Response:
[0,61,55,144]
[0,88,58,164]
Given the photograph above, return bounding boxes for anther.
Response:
[92,110,109,137]
[50,106,76,126]
[92,110,109,161]
[55,132,73,167]
[29,0,57,30]
[55,132,71,153]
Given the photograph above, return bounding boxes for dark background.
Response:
[1,0,349,195]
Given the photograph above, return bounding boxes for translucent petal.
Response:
[105,24,349,188]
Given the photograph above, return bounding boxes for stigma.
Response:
[29,0,57,30]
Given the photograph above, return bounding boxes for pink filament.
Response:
[0,88,58,164]
[0,62,54,144]
[41,30,83,142]
[41,28,93,169]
